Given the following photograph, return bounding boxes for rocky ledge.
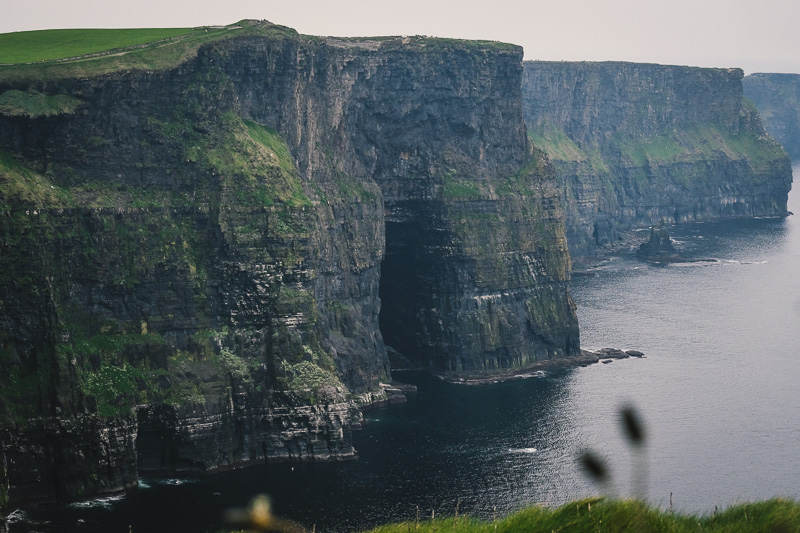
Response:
[437,348,645,384]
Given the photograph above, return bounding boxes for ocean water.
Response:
[9,171,800,532]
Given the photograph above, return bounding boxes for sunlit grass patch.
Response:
[0,27,194,63]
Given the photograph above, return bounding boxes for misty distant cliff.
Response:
[523,61,793,258]
[743,72,800,162]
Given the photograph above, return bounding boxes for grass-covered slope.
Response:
[0,27,195,63]
[529,106,786,181]
[0,20,297,82]
[361,498,800,533]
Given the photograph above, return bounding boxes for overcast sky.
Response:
[2,0,798,74]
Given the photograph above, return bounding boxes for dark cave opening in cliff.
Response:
[378,218,427,368]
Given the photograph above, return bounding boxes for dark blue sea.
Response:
[9,169,800,532]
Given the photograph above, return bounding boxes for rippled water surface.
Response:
[12,174,800,532]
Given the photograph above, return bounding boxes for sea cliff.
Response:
[743,72,800,162]
[523,61,793,258]
[0,21,578,502]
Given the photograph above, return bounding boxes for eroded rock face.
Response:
[0,23,578,502]
[3,415,138,502]
[523,61,793,259]
[743,73,800,161]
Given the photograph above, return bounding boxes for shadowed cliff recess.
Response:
[0,20,578,503]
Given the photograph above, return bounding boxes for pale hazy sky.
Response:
[2,0,799,74]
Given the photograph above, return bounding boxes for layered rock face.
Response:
[743,73,800,161]
[0,22,578,502]
[523,61,793,258]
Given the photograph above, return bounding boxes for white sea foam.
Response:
[6,508,31,524]
[514,371,547,379]
[69,493,125,509]
[508,447,538,454]
[159,478,195,486]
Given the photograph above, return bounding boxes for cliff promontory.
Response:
[523,61,793,258]
[0,21,578,503]
[743,73,800,162]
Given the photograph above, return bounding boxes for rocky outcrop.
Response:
[523,61,793,259]
[0,21,578,502]
[743,73,800,162]
[637,226,679,261]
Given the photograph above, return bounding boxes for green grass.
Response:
[361,497,800,533]
[612,121,786,176]
[528,122,609,174]
[442,180,483,198]
[0,20,298,82]
[0,149,69,206]
[530,109,785,181]
[441,168,485,199]
[615,131,687,167]
[495,146,549,197]
[0,89,84,117]
[0,27,194,63]
[528,122,587,162]
[0,148,185,209]
[244,120,296,177]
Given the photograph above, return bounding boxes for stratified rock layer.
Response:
[0,22,578,502]
[523,61,793,258]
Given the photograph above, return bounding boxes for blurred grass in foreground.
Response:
[221,497,800,533]
[362,498,800,533]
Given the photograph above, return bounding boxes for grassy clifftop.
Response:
[0,21,521,85]
[0,27,195,63]
[0,20,298,82]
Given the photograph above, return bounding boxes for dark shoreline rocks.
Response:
[433,348,645,385]
[637,226,680,261]
[636,226,722,264]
